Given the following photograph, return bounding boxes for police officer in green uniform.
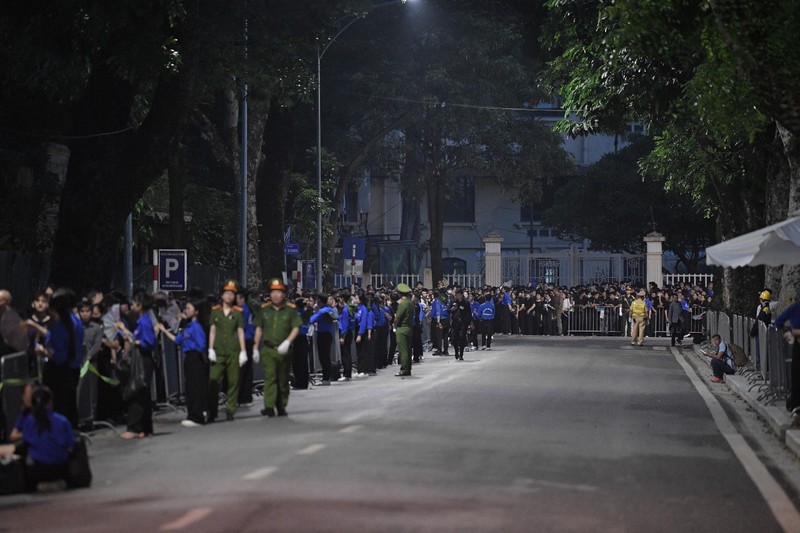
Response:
[253,278,302,417]
[208,280,247,422]
[394,283,414,377]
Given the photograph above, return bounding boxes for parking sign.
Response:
[156,249,188,292]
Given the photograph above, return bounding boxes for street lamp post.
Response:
[315,0,410,292]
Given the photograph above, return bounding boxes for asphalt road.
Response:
[2,335,799,532]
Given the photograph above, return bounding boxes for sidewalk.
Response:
[690,340,800,458]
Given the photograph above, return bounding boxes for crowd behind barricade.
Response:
[0,277,713,493]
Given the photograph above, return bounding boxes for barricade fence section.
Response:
[565,304,706,337]
[704,308,792,409]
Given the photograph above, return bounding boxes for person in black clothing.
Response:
[292,298,312,389]
[449,290,472,361]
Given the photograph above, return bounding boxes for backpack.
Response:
[729,343,748,368]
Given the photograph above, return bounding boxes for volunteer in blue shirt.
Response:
[470,294,481,350]
[158,298,208,427]
[236,290,257,406]
[3,385,76,492]
[117,291,157,440]
[412,292,425,363]
[775,302,800,414]
[26,289,85,427]
[337,293,353,381]
[479,296,496,350]
[310,293,337,385]
[353,293,371,377]
[432,290,451,355]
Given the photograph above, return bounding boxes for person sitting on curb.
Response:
[0,384,76,492]
[703,334,736,383]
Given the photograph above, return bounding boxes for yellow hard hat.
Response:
[759,290,771,301]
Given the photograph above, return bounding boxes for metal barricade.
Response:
[732,315,743,348]
[687,304,707,336]
[649,308,669,337]
[717,312,731,344]
[706,310,718,339]
[762,327,792,405]
[1,351,29,440]
[568,306,623,335]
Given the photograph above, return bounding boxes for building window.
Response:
[519,204,542,223]
[443,176,475,223]
[442,257,467,275]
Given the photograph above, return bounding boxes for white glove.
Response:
[253,350,260,364]
[208,348,217,363]
[238,350,248,367]
[277,340,291,355]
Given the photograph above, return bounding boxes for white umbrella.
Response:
[705,213,800,268]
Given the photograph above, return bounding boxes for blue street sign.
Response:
[285,243,300,255]
[158,249,187,292]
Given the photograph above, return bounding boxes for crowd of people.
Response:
[0,277,716,492]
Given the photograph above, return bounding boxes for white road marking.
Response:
[340,424,363,434]
[242,466,277,481]
[513,477,598,492]
[160,507,213,531]
[296,443,327,455]
[673,348,800,533]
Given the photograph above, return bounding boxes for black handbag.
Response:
[66,435,92,489]
[119,346,146,401]
[0,455,26,495]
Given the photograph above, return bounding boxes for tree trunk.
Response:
[765,124,792,298]
[257,103,295,280]
[244,97,268,289]
[325,112,412,283]
[50,57,199,291]
[426,171,445,286]
[777,122,800,307]
[168,145,187,249]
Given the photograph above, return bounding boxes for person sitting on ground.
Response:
[0,384,76,492]
[703,334,736,383]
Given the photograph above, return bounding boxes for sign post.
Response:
[154,249,188,292]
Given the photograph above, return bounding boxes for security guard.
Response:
[208,280,247,422]
[253,278,302,417]
[394,283,414,376]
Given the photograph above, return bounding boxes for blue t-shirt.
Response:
[174,320,207,353]
[355,305,368,335]
[338,305,351,336]
[16,410,76,465]
[241,304,256,341]
[310,306,336,334]
[45,313,85,369]
[134,312,157,351]
[776,303,800,330]
[479,301,495,320]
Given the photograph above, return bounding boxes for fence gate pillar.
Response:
[643,232,665,288]
[484,230,504,287]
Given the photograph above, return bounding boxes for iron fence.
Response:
[705,309,793,409]
[564,304,706,337]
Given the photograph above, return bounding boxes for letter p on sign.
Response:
[166,258,180,277]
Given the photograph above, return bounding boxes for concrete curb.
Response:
[691,342,800,456]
